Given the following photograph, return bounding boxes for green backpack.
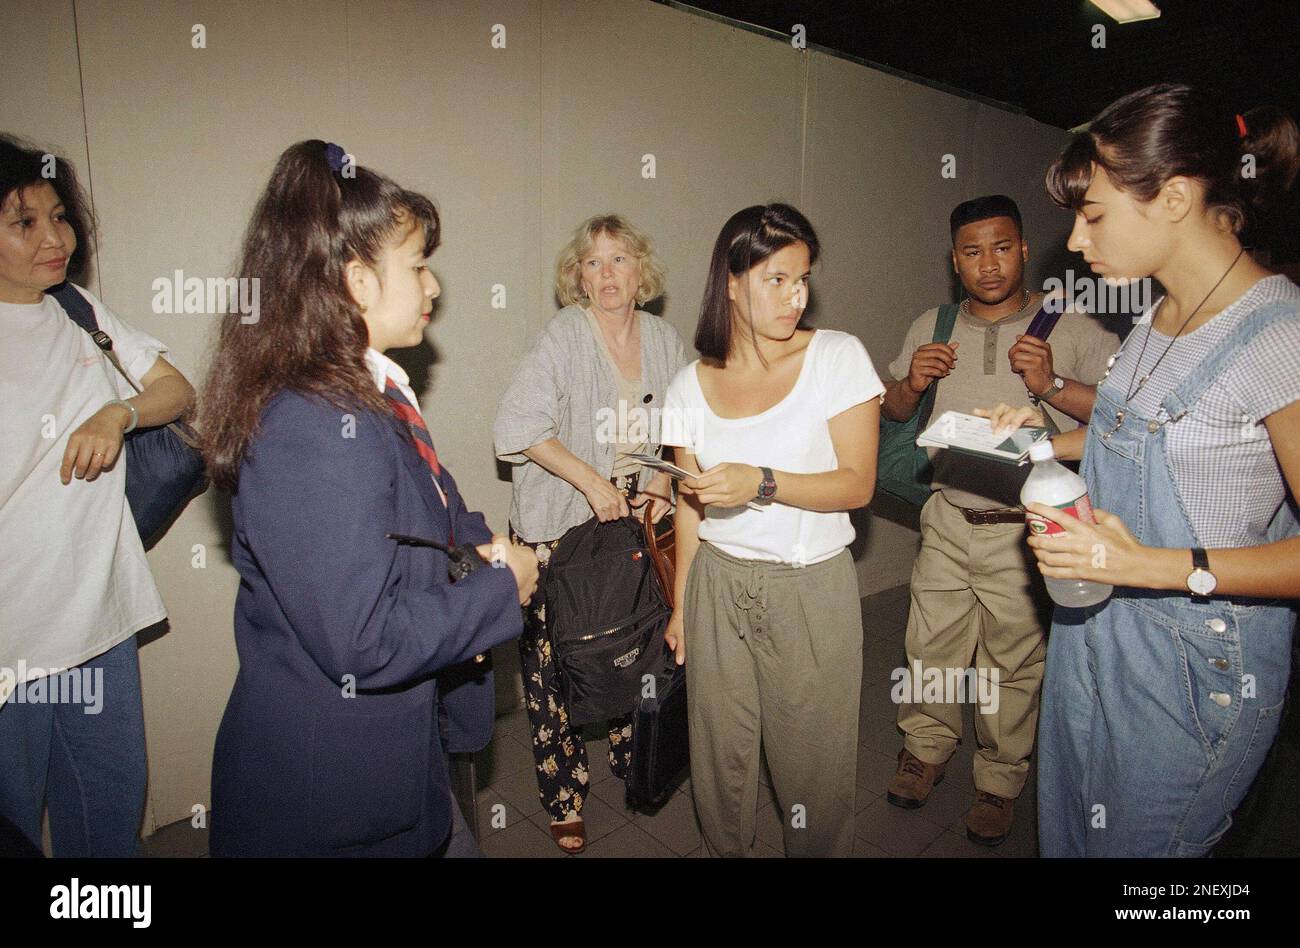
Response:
[876,304,959,506]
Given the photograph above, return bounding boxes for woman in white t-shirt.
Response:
[661,203,883,856]
[0,136,194,856]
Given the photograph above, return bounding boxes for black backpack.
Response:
[544,516,672,726]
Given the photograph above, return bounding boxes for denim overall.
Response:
[1037,301,1298,857]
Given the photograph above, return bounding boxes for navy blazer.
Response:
[209,390,523,857]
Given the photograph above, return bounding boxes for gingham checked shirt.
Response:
[1107,274,1300,548]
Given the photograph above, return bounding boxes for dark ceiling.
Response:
[663,0,1300,130]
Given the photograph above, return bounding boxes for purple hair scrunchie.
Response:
[324,142,347,174]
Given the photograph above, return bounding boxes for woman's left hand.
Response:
[629,471,673,523]
[1024,501,1147,586]
[681,462,762,508]
[60,404,131,484]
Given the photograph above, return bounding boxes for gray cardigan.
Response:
[494,305,688,543]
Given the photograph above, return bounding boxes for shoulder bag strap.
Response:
[47,282,201,449]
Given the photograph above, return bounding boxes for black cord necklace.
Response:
[1122,246,1245,405]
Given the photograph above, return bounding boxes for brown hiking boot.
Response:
[886,748,945,809]
[965,791,1015,846]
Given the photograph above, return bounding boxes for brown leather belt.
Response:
[958,506,1026,525]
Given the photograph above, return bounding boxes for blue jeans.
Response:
[0,635,147,857]
[1038,301,1297,856]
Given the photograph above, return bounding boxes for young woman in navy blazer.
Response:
[200,141,537,856]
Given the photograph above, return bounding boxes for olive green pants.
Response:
[685,541,863,857]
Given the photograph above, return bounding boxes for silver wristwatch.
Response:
[1034,376,1065,401]
[1187,548,1217,600]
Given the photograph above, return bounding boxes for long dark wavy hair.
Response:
[694,203,820,364]
[0,134,97,282]
[199,140,440,491]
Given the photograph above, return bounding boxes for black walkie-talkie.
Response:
[386,532,487,582]
[387,532,497,665]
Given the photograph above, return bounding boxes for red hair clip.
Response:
[1235,113,1249,139]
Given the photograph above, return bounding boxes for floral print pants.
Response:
[511,529,633,823]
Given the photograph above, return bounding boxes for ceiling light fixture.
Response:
[1089,0,1162,23]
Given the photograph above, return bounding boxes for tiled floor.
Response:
[471,582,1040,859]
[143,582,1039,858]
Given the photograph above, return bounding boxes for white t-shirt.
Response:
[0,285,168,704]
[661,329,885,564]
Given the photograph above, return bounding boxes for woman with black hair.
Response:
[0,135,194,856]
[984,85,1300,856]
[661,203,883,856]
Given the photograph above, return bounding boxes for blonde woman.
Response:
[494,214,687,853]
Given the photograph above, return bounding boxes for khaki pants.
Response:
[685,542,863,857]
[897,492,1049,799]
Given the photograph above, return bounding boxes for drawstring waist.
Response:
[698,541,849,638]
[735,567,765,613]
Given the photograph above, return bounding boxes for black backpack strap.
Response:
[46,282,200,453]
[48,281,148,396]
[48,281,100,334]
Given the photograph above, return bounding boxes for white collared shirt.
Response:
[364,348,447,507]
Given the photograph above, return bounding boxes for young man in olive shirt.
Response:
[881,195,1118,846]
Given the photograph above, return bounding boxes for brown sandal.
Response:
[549,818,586,854]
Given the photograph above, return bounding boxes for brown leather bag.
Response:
[643,505,676,609]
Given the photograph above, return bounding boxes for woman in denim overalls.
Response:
[985,85,1300,856]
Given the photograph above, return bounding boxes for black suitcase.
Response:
[627,653,690,806]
